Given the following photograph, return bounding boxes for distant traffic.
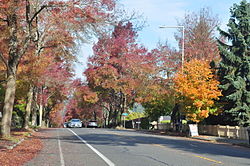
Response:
[63,119,98,128]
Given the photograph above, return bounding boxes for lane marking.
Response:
[57,129,65,166]
[68,129,115,166]
[151,143,223,165]
[189,143,198,147]
[152,144,166,148]
[192,155,222,164]
[103,130,223,165]
[113,133,123,136]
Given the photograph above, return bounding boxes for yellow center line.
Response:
[113,133,123,136]
[192,155,222,164]
[152,143,223,165]
[113,132,223,165]
[152,144,166,148]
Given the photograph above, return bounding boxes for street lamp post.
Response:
[159,26,185,71]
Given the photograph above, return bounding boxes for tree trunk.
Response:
[93,111,97,121]
[42,103,49,128]
[42,119,46,127]
[31,90,38,126]
[38,104,43,127]
[107,103,112,126]
[120,94,127,125]
[1,74,16,137]
[23,85,34,129]
[31,109,37,126]
[1,9,19,137]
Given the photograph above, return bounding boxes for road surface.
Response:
[25,128,250,166]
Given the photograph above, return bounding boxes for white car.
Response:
[87,120,98,128]
[68,119,82,128]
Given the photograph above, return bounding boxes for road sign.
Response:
[189,124,199,136]
[122,113,128,116]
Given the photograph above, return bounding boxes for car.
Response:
[67,119,82,128]
[63,122,68,128]
[87,120,98,128]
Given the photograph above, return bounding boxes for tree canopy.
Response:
[174,59,221,123]
[217,0,250,126]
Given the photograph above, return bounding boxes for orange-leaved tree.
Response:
[174,59,221,123]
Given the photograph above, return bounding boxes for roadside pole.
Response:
[122,113,128,128]
[247,128,250,145]
[0,112,2,129]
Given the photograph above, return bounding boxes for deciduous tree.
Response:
[175,7,220,62]
[85,21,158,126]
[174,59,221,122]
[0,0,116,137]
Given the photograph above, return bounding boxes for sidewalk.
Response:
[132,129,250,147]
[191,135,249,146]
[0,129,44,166]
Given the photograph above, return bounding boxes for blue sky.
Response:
[75,0,242,79]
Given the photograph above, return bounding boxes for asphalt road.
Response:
[25,128,250,166]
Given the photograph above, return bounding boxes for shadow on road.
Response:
[40,128,250,161]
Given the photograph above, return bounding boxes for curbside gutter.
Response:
[3,132,32,150]
[185,135,250,148]
[120,128,250,148]
[6,138,25,150]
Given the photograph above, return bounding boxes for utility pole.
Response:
[159,26,185,71]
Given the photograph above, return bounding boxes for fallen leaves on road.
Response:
[0,131,45,166]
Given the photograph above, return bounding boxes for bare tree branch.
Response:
[0,52,7,68]
[0,18,8,22]
[25,0,30,23]
[29,3,68,25]
[29,5,47,24]
[37,45,57,56]
[19,35,31,59]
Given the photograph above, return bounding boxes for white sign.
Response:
[189,124,199,136]
[0,112,2,118]
[159,116,171,122]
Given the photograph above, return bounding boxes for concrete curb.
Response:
[125,128,250,148]
[4,133,32,150]
[190,136,216,142]
[6,138,25,150]
[190,136,250,148]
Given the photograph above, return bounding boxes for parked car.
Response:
[87,120,98,128]
[68,119,82,128]
[63,122,68,128]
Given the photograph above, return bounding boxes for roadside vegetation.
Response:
[0,0,249,140]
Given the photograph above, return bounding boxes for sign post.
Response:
[136,121,141,129]
[122,113,128,128]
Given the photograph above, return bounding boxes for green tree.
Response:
[125,112,145,121]
[218,0,250,126]
[143,94,174,122]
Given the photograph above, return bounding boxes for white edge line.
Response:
[57,129,65,166]
[68,128,115,166]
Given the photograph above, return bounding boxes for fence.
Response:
[198,125,249,140]
[158,123,249,140]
